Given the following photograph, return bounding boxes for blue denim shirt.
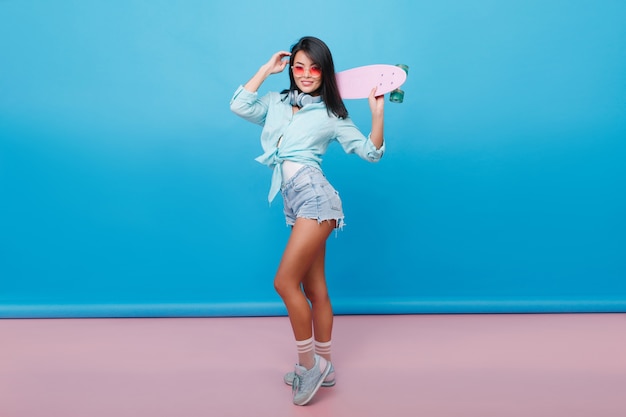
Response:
[230,85,385,202]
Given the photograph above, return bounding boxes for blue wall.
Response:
[1,0,625,317]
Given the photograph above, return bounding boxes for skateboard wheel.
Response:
[395,64,409,75]
[389,88,405,103]
[389,64,408,103]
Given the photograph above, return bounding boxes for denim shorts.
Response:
[281,165,345,229]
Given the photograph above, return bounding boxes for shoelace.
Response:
[292,373,301,395]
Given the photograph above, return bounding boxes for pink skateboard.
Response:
[336,64,407,99]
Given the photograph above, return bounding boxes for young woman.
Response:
[230,36,385,406]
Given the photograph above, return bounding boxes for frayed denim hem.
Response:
[285,216,345,236]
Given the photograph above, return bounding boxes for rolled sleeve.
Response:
[364,134,385,162]
[336,117,385,162]
[230,85,268,126]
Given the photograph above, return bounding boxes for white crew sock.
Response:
[296,337,315,370]
[315,340,332,361]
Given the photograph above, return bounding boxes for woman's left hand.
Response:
[368,87,385,117]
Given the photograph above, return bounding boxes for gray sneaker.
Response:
[284,361,335,387]
[291,355,332,406]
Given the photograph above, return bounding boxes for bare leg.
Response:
[274,219,336,350]
[302,244,333,360]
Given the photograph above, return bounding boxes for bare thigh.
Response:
[275,218,336,291]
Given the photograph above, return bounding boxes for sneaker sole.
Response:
[287,379,335,388]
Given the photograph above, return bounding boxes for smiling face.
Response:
[291,51,323,96]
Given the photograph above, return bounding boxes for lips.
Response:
[297,79,318,92]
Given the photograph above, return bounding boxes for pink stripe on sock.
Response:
[296,337,314,354]
[315,340,332,355]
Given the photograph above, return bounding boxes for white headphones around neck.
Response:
[288,90,322,108]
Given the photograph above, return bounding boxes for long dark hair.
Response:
[282,36,348,119]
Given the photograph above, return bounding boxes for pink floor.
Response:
[1,314,625,416]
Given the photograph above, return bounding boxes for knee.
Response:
[303,285,329,305]
[274,275,298,299]
[273,278,286,298]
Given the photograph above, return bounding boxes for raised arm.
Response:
[368,87,385,149]
[231,51,292,124]
[243,51,292,93]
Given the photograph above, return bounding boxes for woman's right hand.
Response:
[263,51,292,75]
[243,51,291,93]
